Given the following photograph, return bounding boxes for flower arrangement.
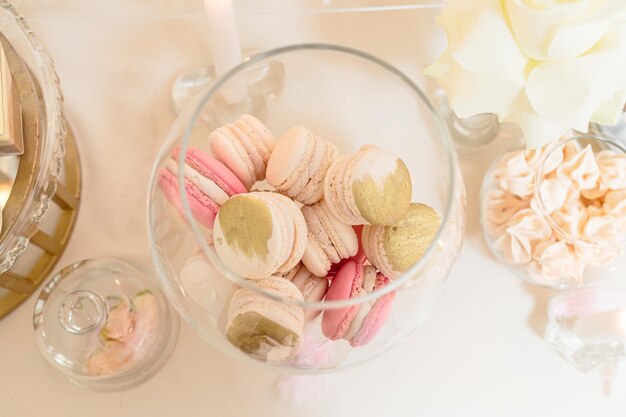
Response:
[425,0,626,148]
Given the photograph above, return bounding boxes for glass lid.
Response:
[33,258,179,390]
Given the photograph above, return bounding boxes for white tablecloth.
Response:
[1,3,625,416]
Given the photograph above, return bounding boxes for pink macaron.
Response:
[322,260,395,347]
[158,147,247,229]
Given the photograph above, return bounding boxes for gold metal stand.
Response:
[0,35,81,319]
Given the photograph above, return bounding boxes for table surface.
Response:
[2,3,626,416]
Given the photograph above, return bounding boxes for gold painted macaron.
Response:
[323,145,412,225]
[362,203,441,278]
[226,276,304,362]
[213,192,307,279]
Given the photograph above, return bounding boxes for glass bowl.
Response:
[481,134,626,289]
[0,2,66,272]
[147,44,465,374]
[33,258,179,391]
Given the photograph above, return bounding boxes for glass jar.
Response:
[147,44,465,373]
[481,134,626,289]
[33,259,179,390]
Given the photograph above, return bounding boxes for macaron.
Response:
[362,203,441,278]
[226,276,305,362]
[158,147,247,229]
[328,225,366,277]
[301,199,358,277]
[209,114,276,189]
[321,261,395,347]
[266,125,338,204]
[213,192,307,279]
[282,263,329,320]
[324,145,412,225]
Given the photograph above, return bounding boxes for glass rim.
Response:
[162,43,457,309]
[0,3,67,273]
[534,133,626,251]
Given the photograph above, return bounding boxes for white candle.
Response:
[204,0,246,103]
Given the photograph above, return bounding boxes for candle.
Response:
[204,0,246,103]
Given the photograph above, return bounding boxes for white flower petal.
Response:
[591,87,626,125]
[504,93,570,148]
[425,51,524,119]
[450,0,527,80]
[505,0,626,60]
[525,22,626,131]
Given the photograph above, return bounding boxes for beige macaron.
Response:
[282,263,329,320]
[266,125,338,205]
[301,199,359,277]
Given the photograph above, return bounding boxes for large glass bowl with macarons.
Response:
[148,44,466,373]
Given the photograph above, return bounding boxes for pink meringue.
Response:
[538,178,569,213]
[493,151,534,198]
[562,140,582,161]
[556,145,600,191]
[528,240,584,286]
[604,190,626,218]
[486,141,626,287]
[484,188,530,236]
[493,209,552,265]
[583,216,625,246]
[550,203,588,241]
[597,150,626,191]
[581,181,609,200]
[526,144,564,175]
[574,240,622,266]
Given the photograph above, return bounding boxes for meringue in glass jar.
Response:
[481,134,626,289]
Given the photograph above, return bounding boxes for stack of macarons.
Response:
[160,114,442,363]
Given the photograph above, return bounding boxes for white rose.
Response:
[425,0,626,148]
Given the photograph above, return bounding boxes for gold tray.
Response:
[0,33,81,319]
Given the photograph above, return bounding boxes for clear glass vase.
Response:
[147,44,466,374]
[481,134,626,289]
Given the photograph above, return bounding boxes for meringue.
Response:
[583,216,625,246]
[538,178,569,213]
[484,188,530,236]
[597,150,626,191]
[528,240,583,286]
[492,208,552,265]
[604,190,626,220]
[493,151,534,198]
[525,144,564,175]
[550,202,588,241]
[486,141,626,287]
[581,181,609,201]
[556,145,600,191]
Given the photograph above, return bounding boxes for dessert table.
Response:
[1,2,626,415]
